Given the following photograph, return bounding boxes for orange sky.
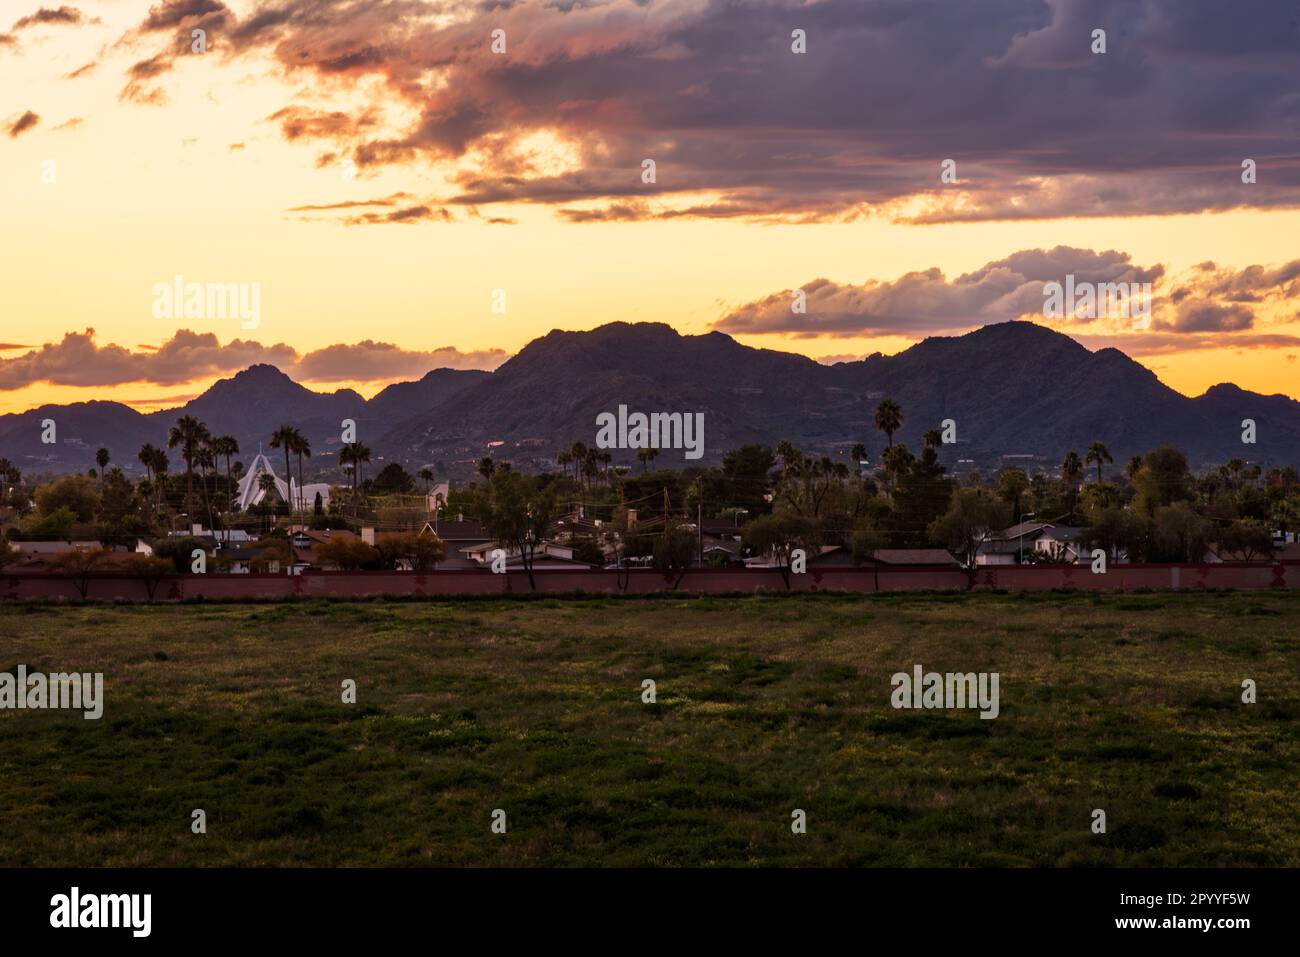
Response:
[3,1,1300,415]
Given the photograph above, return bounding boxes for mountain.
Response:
[2,321,1297,477]
[378,321,1300,470]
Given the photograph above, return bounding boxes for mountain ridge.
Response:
[1,321,1296,476]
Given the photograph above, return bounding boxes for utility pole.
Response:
[698,499,703,567]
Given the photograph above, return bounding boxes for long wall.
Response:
[1,562,1296,602]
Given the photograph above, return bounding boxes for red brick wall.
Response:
[1,562,1293,601]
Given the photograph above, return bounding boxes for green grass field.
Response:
[1,591,1297,866]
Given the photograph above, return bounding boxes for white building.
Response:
[235,451,331,512]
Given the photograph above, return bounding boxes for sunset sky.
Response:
[3,0,1300,416]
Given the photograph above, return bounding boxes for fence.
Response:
[1,561,1295,602]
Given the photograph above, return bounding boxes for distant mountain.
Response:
[1,322,1297,477]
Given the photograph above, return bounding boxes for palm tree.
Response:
[923,428,943,450]
[1125,455,1143,481]
[270,425,302,514]
[850,442,866,476]
[137,444,157,511]
[556,450,572,480]
[874,399,903,448]
[1085,440,1113,485]
[478,456,495,480]
[211,436,239,510]
[419,467,434,492]
[195,445,217,530]
[637,448,659,472]
[569,442,589,489]
[339,442,371,495]
[292,433,311,514]
[95,448,110,486]
[168,415,211,519]
[1061,450,1084,517]
[775,439,799,474]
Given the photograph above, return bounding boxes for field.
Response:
[1,591,1297,867]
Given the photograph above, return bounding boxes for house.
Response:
[418,517,492,569]
[1030,526,1090,563]
[863,548,959,566]
[291,528,358,571]
[460,540,595,569]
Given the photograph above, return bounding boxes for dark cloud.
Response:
[7,110,39,137]
[12,6,95,30]
[109,0,1300,222]
[0,329,506,391]
[1166,300,1255,333]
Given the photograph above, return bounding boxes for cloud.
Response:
[715,246,1300,347]
[292,341,508,381]
[1075,332,1300,356]
[1166,300,1255,333]
[107,0,1300,223]
[0,329,507,391]
[6,111,39,137]
[715,246,1164,339]
[12,6,96,30]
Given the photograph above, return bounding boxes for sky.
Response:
[2,0,1300,416]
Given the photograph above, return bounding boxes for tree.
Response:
[211,436,239,511]
[315,537,378,570]
[850,443,867,476]
[293,432,312,513]
[373,462,415,495]
[340,442,371,495]
[95,447,110,486]
[742,511,823,589]
[153,536,211,573]
[1150,503,1212,563]
[653,523,699,589]
[996,467,1030,516]
[874,399,903,448]
[124,554,174,601]
[1133,446,1191,515]
[1060,450,1084,518]
[270,425,303,513]
[1085,441,1113,485]
[478,456,495,481]
[34,475,99,523]
[636,447,660,472]
[168,415,211,520]
[48,547,112,599]
[1082,505,1148,564]
[1217,519,1274,562]
[475,469,557,590]
[373,532,446,571]
[929,488,1012,586]
[419,467,434,491]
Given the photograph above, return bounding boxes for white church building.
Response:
[235,451,332,513]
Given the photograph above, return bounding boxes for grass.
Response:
[0,589,1297,866]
